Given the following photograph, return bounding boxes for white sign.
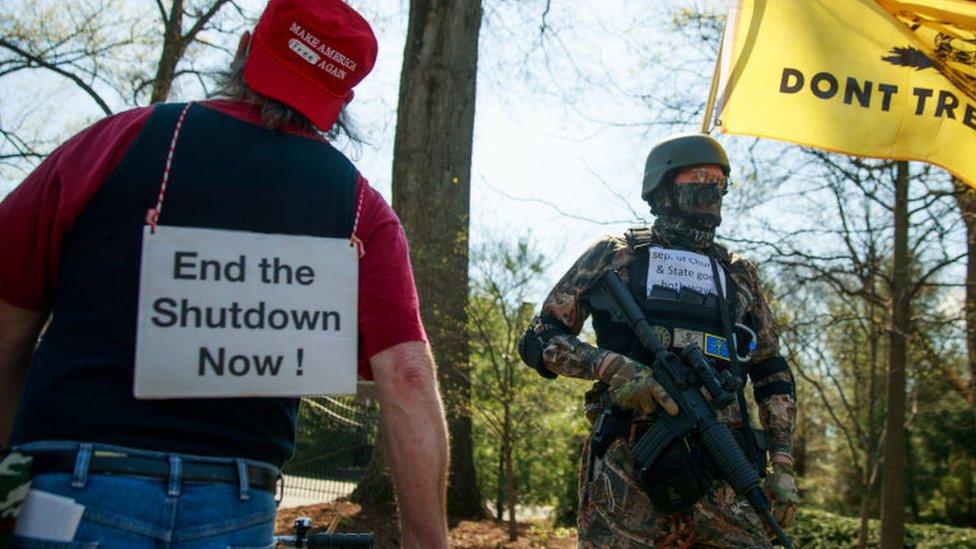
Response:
[134,226,358,398]
[646,247,727,297]
[14,490,85,541]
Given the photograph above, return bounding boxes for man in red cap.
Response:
[0,0,449,546]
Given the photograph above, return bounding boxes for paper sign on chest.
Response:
[646,247,726,296]
[134,225,358,398]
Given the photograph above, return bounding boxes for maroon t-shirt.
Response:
[0,99,426,379]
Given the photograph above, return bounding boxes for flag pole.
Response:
[700,21,728,134]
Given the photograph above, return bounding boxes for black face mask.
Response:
[670,182,724,229]
[652,214,716,251]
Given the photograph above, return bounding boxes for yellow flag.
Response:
[715,0,976,187]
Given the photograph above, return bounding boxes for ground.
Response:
[275,500,577,548]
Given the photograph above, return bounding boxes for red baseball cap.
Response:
[244,0,378,130]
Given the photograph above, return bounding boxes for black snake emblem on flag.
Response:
[881,20,976,101]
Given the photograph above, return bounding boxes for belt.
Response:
[29,451,279,493]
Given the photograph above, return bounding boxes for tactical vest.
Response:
[590,228,747,370]
[587,229,766,511]
[10,103,358,467]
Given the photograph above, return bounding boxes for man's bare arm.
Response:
[0,299,45,445]
[369,341,449,549]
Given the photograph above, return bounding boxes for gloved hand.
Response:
[600,353,679,416]
[763,457,799,529]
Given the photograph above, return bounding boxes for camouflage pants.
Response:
[578,438,772,548]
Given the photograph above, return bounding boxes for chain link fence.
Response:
[280,393,377,508]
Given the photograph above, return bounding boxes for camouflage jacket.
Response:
[527,228,795,458]
[526,228,797,546]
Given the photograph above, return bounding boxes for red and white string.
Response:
[350,179,366,258]
[145,103,193,233]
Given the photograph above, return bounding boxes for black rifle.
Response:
[586,270,793,548]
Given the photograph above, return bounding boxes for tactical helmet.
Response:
[641,133,730,202]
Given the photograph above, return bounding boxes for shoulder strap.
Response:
[708,254,740,374]
[710,241,732,263]
[625,228,652,296]
[709,252,761,471]
[625,226,655,250]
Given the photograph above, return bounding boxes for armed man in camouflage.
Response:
[518,134,798,547]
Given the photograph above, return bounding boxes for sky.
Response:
[0,0,966,306]
[0,1,730,293]
[335,0,732,297]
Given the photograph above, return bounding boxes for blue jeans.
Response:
[12,441,277,549]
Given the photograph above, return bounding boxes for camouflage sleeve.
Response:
[523,236,631,380]
[528,325,614,380]
[733,257,796,459]
[540,236,628,333]
[757,392,796,458]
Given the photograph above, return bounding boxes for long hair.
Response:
[213,47,363,145]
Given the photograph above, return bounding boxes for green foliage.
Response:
[471,375,588,509]
[908,388,976,526]
[552,435,586,526]
[468,236,590,520]
[791,508,976,548]
[774,215,976,527]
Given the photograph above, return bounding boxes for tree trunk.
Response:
[859,268,882,548]
[390,0,486,519]
[505,446,516,541]
[880,160,910,548]
[857,486,872,549]
[349,431,394,505]
[150,0,186,103]
[967,457,974,522]
[503,404,517,542]
[496,449,504,521]
[953,179,976,405]
[906,434,920,522]
[792,406,807,478]
[350,382,394,505]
